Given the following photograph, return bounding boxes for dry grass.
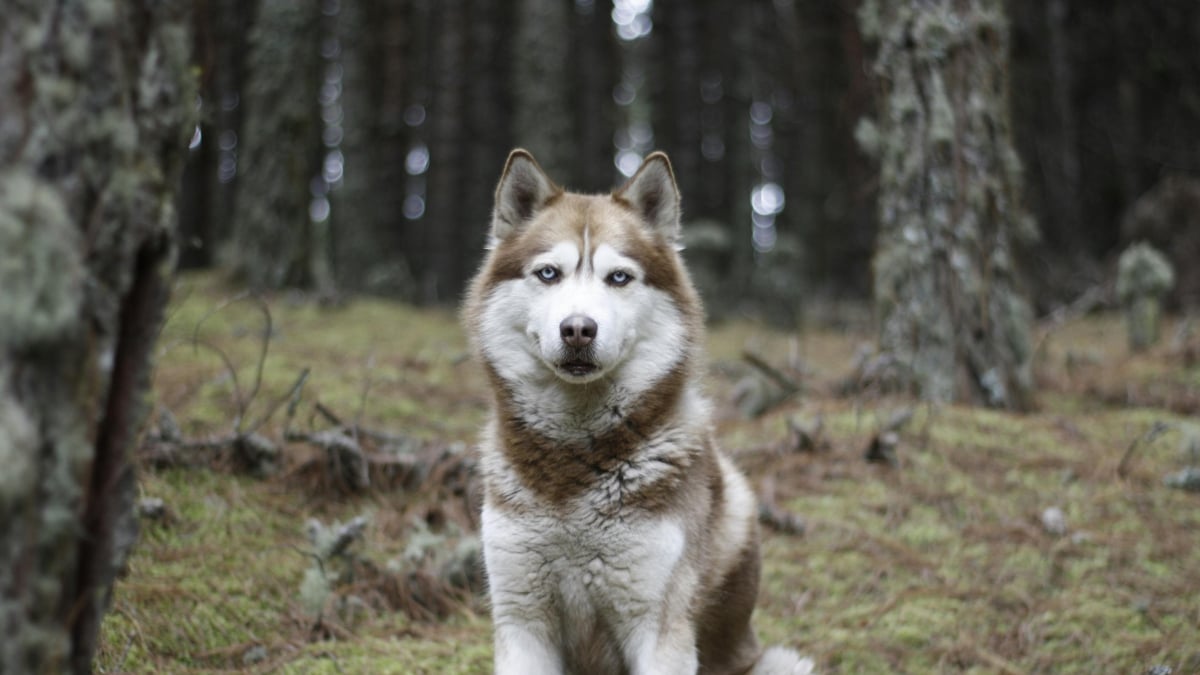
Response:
[97,272,1200,673]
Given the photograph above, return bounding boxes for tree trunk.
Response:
[333,0,407,294]
[230,0,327,291]
[571,0,619,193]
[513,0,574,183]
[463,0,515,266]
[0,1,194,672]
[861,0,1036,410]
[652,0,703,206]
[421,0,468,303]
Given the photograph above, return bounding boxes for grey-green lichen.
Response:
[1116,242,1175,303]
[300,515,369,617]
[0,170,83,348]
[0,368,37,505]
[1117,242,1174,351]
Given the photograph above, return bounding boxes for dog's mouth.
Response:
[555,346,602,380]
[558,358,599,378]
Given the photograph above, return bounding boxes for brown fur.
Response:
[486,361,694,512]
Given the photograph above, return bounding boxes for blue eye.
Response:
[607,270,632,286]
[535,266,560,283]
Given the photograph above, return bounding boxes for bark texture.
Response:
[230,0,326,291]
[860,0,1036,409]
[0,1,194,672]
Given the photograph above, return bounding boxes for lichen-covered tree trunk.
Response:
[860,0,1036,409]
[230,0,327,291]
[0,1,194,672]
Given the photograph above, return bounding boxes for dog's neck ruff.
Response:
[486,360,701,509]
[490,356,691,442]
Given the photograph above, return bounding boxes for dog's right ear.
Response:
[491,149,560,245]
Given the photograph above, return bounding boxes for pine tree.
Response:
[859,0,1037,409]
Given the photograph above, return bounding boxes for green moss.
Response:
[95,277,1200,672]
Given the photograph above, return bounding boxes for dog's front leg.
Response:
[493,620,562,675]
[623,619,698,675]
[620,565,701,675]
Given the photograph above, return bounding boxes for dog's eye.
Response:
[534,266,560,283]
[606,270,633,287]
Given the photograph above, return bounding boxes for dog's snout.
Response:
[560,314,597,348]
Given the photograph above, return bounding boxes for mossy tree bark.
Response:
[230,0,328,291]
[860,0,1036,410]
[0,1,194,672]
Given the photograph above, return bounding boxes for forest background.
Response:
[185,0,1200,318]
[3,0,1200,673]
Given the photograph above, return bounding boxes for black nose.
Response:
[560,314,597,348]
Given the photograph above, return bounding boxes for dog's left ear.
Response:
[491,149,561,245]
[614,152,681,244]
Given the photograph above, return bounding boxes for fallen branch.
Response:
[757,476,806,535]
[742,350,802,396]
[286,427,370,492]
[1117,421,1170,479]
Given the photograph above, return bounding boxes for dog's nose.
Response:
[560,314,597,348]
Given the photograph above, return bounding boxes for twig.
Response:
[314,401,416,446]
[742,350,802,395]
[315,401,344,427]
[244,367,310,436]
[759,502,807,535]
[241,295,274,428]
[188,339,245,423]
[191,291,273,434]
[757,476,806,535]
[1038,284,1106,330]
[1033,285,1106,361]
[1117,421,1171,478]
[177,435,239,451]
[354,352,377,435]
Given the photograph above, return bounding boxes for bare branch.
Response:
[187,339,245,423]
[742,350,802,396]
[241,294,274,421]
[244,367,310,436]
[1117,421,1171,479]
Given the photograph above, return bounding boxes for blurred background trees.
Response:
[177,0,1200,315]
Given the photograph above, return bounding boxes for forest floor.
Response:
[96,272,1200,674]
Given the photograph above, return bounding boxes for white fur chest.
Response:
[482,494,686,622]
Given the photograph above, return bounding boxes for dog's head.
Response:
[465,150,703,394]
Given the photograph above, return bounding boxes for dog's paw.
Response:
[752,646,816,675]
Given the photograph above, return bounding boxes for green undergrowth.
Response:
[98,272,1200,673]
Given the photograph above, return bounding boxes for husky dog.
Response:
[464,150,812,675]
